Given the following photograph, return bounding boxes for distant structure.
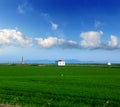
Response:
[22,56,24,64]
[56,60,65,66]
[107,62,111,66]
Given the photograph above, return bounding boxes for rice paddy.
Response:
[0,64,120,107]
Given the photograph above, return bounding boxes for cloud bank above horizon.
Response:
[0,29,120,50]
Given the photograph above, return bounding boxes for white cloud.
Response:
[107,35,119,48]
[40,12,49,17]
[80,31,103,48]
[40,12,58,30]
[35,37,78,49]
[0,29,33,47]
[50,21,58,30]
[17,2,33,14]
[35,37,59,48]
[94,21,104,28]
[0,29,120,50]
[34,31,117,50]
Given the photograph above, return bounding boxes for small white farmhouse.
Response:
[107,62,112,66]
[56,60,65,66]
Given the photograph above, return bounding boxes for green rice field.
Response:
[0,65,120,107]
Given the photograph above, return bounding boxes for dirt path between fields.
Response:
[0,104,21,107]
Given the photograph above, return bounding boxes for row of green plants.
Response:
[0,65,120,106]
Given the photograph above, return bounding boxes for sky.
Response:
[0,0,120,63]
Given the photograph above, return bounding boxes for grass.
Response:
[0,65,120,107]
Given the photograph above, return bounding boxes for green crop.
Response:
[0,65,120,107]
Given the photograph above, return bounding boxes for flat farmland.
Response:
[0,65,120,107]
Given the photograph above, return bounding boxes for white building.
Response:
[107,62,112,66]
[56,60,65,66]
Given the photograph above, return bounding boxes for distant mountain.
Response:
[65,59,82,64]
[2,59,119,64]
[25,60,55,64]
[25,59,98,64]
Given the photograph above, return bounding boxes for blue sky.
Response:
[0,0,120,63]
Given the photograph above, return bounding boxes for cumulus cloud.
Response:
[35,37,59,48]
[36,31,120,50]
[0,29,120,50]
[107,35,120,49]
[35,37,78,49]
[80,31,103,48]
[0,29,33,47]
